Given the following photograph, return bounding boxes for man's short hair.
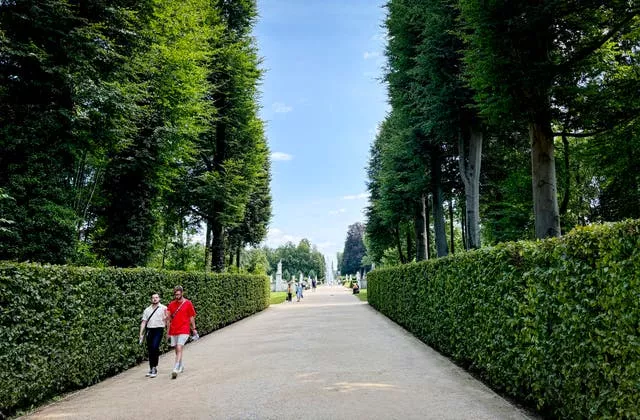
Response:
[151,292,160,297]
[173,286,184,292]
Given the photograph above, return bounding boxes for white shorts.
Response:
[169,334,189,347]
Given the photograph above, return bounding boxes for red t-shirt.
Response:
[167,299,196,335]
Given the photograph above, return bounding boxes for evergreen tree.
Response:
[341,222,367,275]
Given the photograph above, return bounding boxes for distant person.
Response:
[296,282,303,302]
[139,292,167,378]
[287,281,293,302]
[166,286,198,379]
[352,282,360,294]
[312,278,317,292]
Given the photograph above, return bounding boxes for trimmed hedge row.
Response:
[0,264,269,416]
[368,220,640,419]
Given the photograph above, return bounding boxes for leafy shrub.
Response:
[0,264,269,416]
[368,220,640,419]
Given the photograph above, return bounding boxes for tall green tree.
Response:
[0,0,146,263]
[413,0,483,249]
[341,222,368,275]
[265,239,326,280]
[459,0,639,238]
[193,0,268,272]
[226,130,272,268]
[384,0,450,257]
[96,0,215,267]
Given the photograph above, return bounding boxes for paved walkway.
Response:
[26,287,533,419]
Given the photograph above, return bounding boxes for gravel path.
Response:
[25,286,534,419]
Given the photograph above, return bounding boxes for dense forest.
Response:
[0,0,271,271]
[366,0,640,265]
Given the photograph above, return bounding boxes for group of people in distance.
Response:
[138,285,198,379]
[286,278,317,302]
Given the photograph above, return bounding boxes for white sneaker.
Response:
[178,365,184,373]
[171,368,178,379]
[145,369,152,377]
[149,368,157,378]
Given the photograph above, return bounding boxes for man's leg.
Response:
[150,329,162,368]
[146,332,154,371]
[174,344,184,366]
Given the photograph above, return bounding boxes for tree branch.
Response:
[557,11,639,74]
[554,114,640,138]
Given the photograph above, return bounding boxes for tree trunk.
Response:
[448,200,455,254]
[458,125,482,249]
[575,165,586,226]
[406,224,414,263]
[529,117,561,238]
[414,196,428,261]
[425,195,431,259]
[161,240,168,269]
[210,220,225,272]
[236,245,241,269]
[395,226,406,264]
[431,148,449,257]
[559,134,570,216]
[460,200,468,250]
[204,221,212,272]
[228,250,234,267]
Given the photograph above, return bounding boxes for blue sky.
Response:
[255,0,388,266]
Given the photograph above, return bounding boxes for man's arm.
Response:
[165,308,172,340]
[190,316,197,335]
[139,319,147,339]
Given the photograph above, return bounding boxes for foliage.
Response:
[0,188,15,234]
[0,262,269,416]
[340,222,368,275]
[241,247,270,275]
[95,0,215,267]
[459,0,640,237]
[264,239,326,280]
[368,219,640,418]
[191,0,271,272]
[0,0,271,269]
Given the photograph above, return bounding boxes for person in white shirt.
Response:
[139,292,167,378]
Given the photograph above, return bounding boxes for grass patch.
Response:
[356,289,367,302]
[270,291,287,305]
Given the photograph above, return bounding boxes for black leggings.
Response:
[146,328,164,369]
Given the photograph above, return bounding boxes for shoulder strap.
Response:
[170,300,187,320]
[144,306,160,330]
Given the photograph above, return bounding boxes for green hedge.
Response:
[0,264,269,416]
[368,220,640,419]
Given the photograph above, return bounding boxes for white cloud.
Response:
[371,32,389,42]
[328,208,346,215]
[271,152,293,161]
[363,51,381,60]
[342,193,368,200]
[264,227,301,248]
[316,241,334,250]
[368,124,382,138]
[272,102,293,113]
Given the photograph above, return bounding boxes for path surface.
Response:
[26,287,534,419]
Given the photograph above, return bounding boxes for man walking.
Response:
[139,292,167,378]
[166,285,197,379]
